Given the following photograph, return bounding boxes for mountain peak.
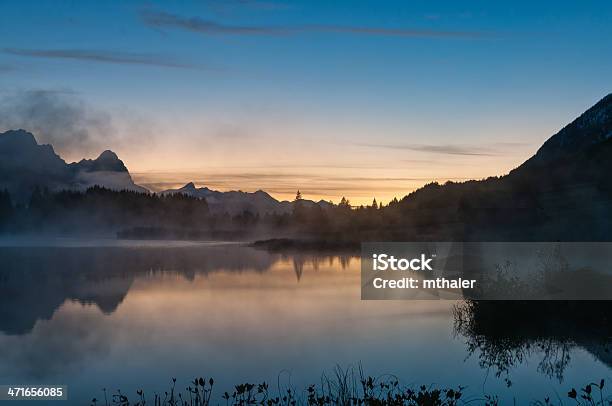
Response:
[92,150,127,171]
[0,129,65,169]
[0,129,39,147]
[525,93,612,167]
[97,150,120,161]
[71,149,128,173]
[0,130,148,198]
[183,182,196,189]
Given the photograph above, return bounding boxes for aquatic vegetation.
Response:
[90,366,609,406]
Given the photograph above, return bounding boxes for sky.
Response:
[0,0,611,204]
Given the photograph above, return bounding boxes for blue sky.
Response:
[1,0,611,203]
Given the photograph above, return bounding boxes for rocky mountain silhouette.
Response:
[0,245,279,335]
[0,129,331,215]
[2,93,612,239]
[162,182,332,215]
[523,93,612,167]
[392,93,612,241]
[0,129,147,201]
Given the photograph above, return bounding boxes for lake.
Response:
[0,240,610,404]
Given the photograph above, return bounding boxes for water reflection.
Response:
[0,242,609,403]
[0,244,354,335]
[453,300,612,385]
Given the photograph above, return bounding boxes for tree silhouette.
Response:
[292,190,307,223]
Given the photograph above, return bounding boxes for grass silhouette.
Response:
[90,365,609,406]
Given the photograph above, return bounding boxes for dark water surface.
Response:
[0,240,609,404]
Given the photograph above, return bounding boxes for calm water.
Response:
[0,240,610,404]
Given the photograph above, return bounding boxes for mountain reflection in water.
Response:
[0,243,353,335]
[0,242,609,404]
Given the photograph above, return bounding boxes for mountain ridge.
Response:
[0,129,333,215]
[161,182,332,215]
[0,129,147,200]
[390,92,612,240]
[521,93,612,167]
[2,92,612,221]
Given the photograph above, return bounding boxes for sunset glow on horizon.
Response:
[1,1,611,204]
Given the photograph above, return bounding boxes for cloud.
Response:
[141,10,288,36]
[140,9,492,39]
[0,90,116,158]
[356,143,499,156]
[3,48,205,70]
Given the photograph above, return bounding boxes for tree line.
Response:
[0,186,210,235]
[1,157,610,241]
[0,186,400,238]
